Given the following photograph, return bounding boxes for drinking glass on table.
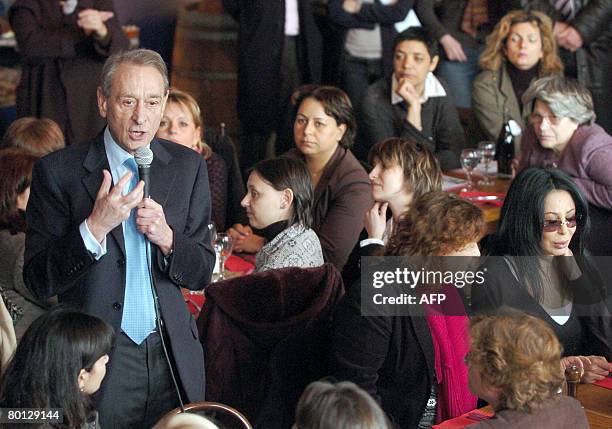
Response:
[461,148,481,191]
[477,141,496,186]
[208,222,217,245]
[214,233,234,280]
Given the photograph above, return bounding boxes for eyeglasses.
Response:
[529,112,562,126]
[543,215,580,232]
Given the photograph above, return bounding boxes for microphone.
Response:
[134,146,185,409]
[134,147,154,198]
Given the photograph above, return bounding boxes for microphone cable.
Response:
[145,236,186,413]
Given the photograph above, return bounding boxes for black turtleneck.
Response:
[253,220,290,244]
[0,209,26,234]
[506,61,539,113]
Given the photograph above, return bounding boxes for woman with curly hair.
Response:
[331,192,485,428]
[466,308,589,428]
[473,10,563,150]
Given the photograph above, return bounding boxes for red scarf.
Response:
[426,286,477,423]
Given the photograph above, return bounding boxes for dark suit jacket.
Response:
[358,77,463,170]
[330,279,436,428]
[9,0,128,145]
[222,0,324,133]
[24,135,215,402]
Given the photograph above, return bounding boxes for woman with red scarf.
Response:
[330,191,483,427]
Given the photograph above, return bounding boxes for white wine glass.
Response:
[214,233,234,280]
[477,141,496,186]
[461,148,481,191]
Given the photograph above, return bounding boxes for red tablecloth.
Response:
[593,375,612,390]
[183,255,256,316]
[433,409,494,428]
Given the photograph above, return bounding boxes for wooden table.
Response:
[444,170,512,233]
[577,382,612,429]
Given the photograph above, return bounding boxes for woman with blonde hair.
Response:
[466,308,589,428]
[157,88,229,230]
[473,10,563,149]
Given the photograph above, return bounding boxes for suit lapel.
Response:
[82,136,126,257]
[149,140,175,207]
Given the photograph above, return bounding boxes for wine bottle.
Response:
[496,119,521,178]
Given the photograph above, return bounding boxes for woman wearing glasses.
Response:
[517,76,612,210]
[472,168,611,384]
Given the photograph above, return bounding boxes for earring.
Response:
[79,385,84,392]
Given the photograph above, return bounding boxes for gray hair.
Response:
[522,76,596,125]
[100,49,169,97]
[295,380,390,429]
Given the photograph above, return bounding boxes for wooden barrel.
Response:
[171,1,238,133]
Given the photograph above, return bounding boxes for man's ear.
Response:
[97,87,108,119]
[161,89,169,112]
[281,188,294,210]
[429,55,440,72]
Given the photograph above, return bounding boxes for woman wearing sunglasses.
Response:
[472,168,611,384]
[517,76,612,210]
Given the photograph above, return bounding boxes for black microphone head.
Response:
[134,146,154,167]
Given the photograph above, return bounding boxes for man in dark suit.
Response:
[222,0,324,170]
[24,49,214,428]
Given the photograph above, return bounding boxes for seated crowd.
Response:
[0,3,610,429]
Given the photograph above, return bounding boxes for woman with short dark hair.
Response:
[363,137,442,246]
[0,309,115,428]
[472,167,611,383]
[243,157,324,272]
[229,85,372,271]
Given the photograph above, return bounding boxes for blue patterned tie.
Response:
[120,158,157,344]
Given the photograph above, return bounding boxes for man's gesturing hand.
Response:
[136,198,174,256]
[87,169,144,243]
